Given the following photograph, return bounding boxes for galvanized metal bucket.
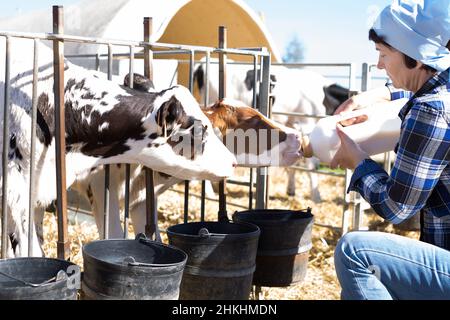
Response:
[167,221,260,300]
[0,257,80,300]
[81,234,187,300]
[232,208,314,287]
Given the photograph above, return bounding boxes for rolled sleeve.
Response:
[347,158,385,193]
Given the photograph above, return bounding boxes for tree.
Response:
[282,34,305,63]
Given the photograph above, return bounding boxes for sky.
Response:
[0,0,391,67]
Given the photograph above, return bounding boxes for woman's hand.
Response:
[334,86,391,126]
[330,124,369,170]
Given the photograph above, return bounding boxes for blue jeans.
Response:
[334,231,450,300]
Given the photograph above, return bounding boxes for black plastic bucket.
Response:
[0,257,80,300]
[82,234,187,300]
[167,221,260,300]
[232,208,314,287]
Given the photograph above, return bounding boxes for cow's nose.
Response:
[232,162,238,168]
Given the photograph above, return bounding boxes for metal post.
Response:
[143,17,159,240]
[183,49,195,224]
[124,164,130,238]
[107,44,113,81]
[200,51,211,220]
[1,36,11,258]
[124,45,134,237]
[361,63,369,92]
[143,17,153,80]
[28,39,39,256]
[255,53,271,209]
[103,165,110,239]
[248,55,259,210]
[53,6,70,259]
[218,26,228,221]
[95,53,100,71]
[104,44,112,239]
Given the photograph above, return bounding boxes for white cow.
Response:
[0,38,236,257]
[194,62,349,201]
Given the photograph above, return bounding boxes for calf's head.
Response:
[62,70,236,182]
[203,99,302,167]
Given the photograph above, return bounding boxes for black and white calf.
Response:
[194,62,349,201]
[0,38,236,257]
[68,77,303,238]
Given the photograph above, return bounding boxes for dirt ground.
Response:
[42,166,419,300]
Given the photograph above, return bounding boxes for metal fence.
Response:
[0,6,271,259]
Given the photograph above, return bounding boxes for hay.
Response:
[42,166,419,300]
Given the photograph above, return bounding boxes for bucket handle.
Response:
[122,255,183,268]
[0,269,68,287]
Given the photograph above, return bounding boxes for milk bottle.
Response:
[301,98,408,164]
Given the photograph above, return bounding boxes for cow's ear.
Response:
[124,73,154,92]
[245,70,255,91]
[156,95,185,128]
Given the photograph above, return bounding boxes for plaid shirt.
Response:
[348,68,450,251]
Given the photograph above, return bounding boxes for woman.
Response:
[332,0,450,299]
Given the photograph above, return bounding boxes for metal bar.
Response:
[183,181,189,224]
[143,17,158,240]
[107,45,113,80]
[200,52,209,220]
[28,39,39,256]
[188,50,195,91]
[1,36,11,259]
[95,53,100,71]
[272,62,353,67]
[200,181,206,221]
[143,17,153,82]
[271,111,327,119]
[53,6,69,260]
[255,54,271,210]
[124,45,134,238]
[104,45,112,239]
[168,189,249,210]
[183,50,196,224]
[0,31,270,58]
[217,26,228,222]
[124,164,130,239]
[248,168,253,210]
[248,55,258,210]
[103,165,110,239]
[128,45,134,88]
[361,63,369,92]
[204,51,210,107]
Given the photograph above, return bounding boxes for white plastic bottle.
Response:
[301,98,408,164]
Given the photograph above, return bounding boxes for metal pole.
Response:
[104,44,112,239]
[361,63,369,92]
[183,50,196,224]
[1,36,11,258]
[255,53,271,209]
[124,45,134,238]
[53,6,69,259]
[218,26,228,222]
[103,165,110,239]
[200,51,211,220]
[28,39,39,256]
[248,55,258,210]
[143,17,153,81]
[95,53,100,71]
[124,164,130,238]
[143,17,159,240]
